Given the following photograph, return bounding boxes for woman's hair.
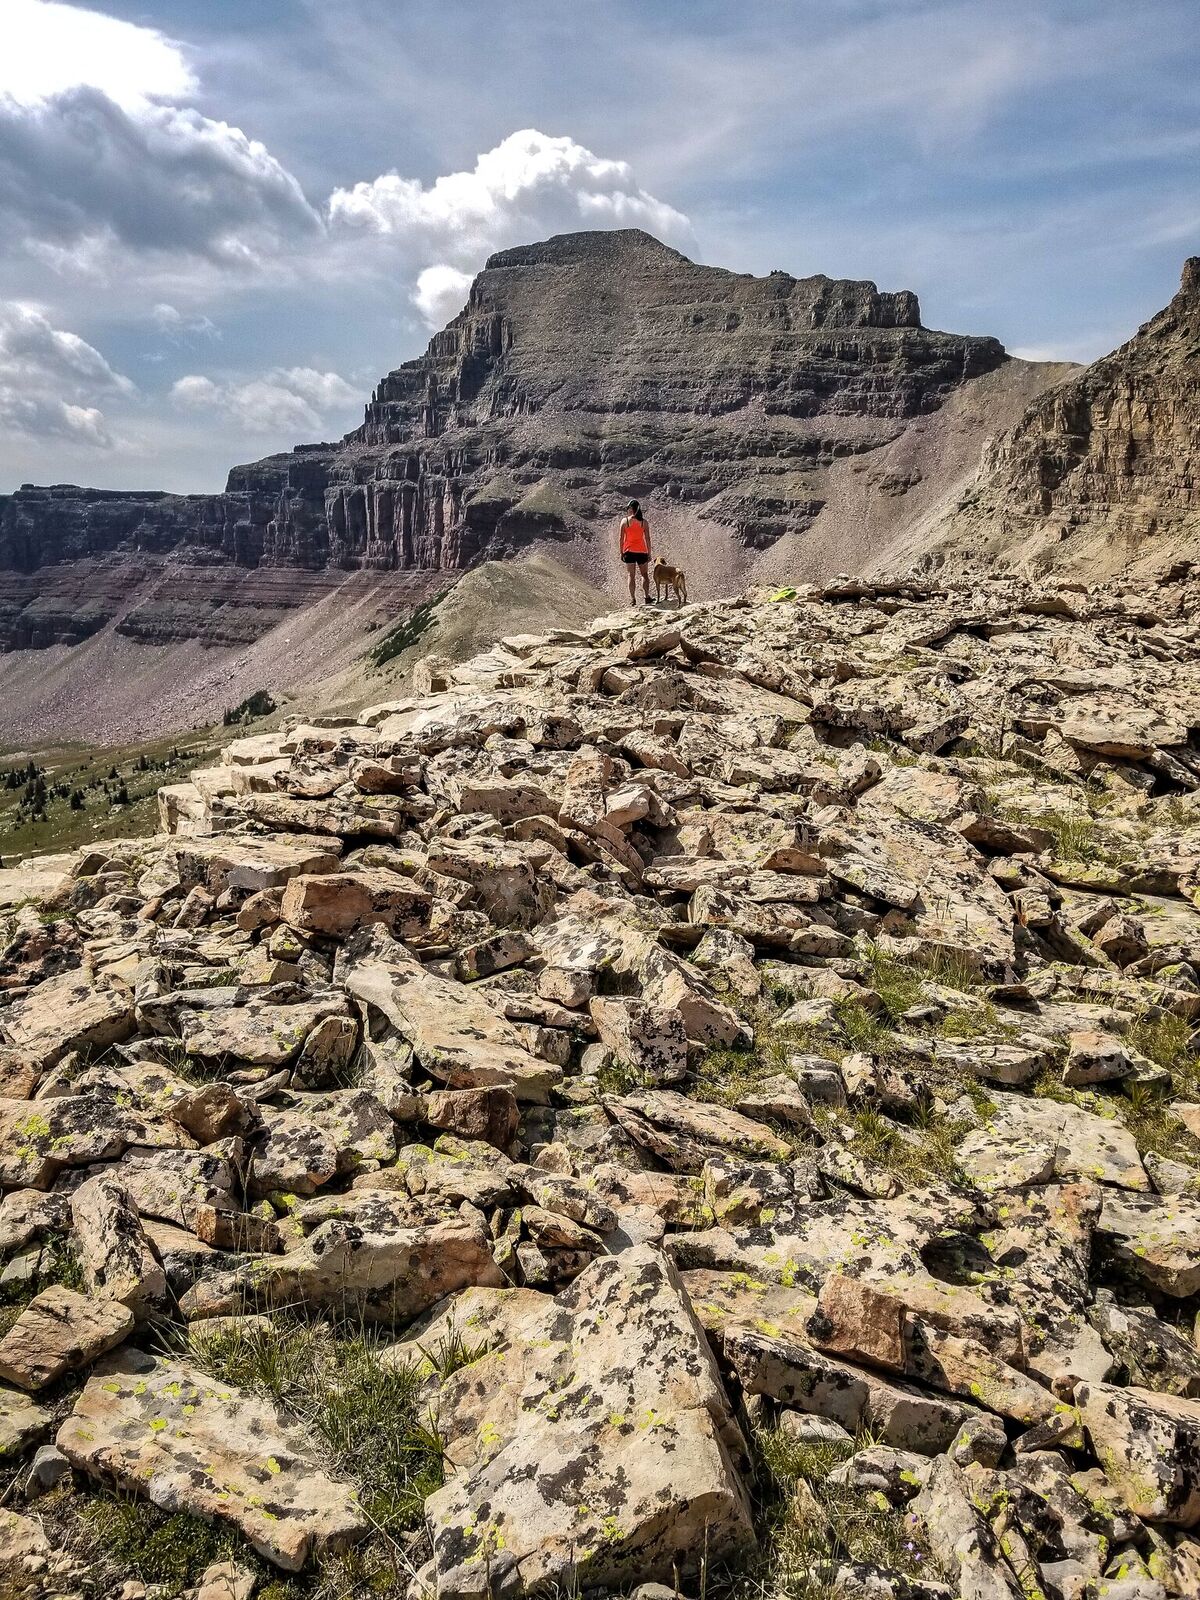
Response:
[627,499,641,515]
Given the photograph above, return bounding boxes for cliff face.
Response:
[917,258,1200,579]
[338,229,1005,566]
[0,229,1009,652]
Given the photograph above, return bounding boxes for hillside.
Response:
[911,257,1200,579]
[1,573,1199,1599]
[7,235,1200,745]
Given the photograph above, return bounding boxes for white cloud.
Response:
[330,129,693,329]
[150,303,218,338]
[0,0,195,111]
[412,265,475,329]
[0,89,323,271]
[171,366,358,434]
[0,299,132,448]
[331,127,691,264]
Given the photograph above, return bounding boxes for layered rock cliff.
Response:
[915,257,1200,578]
[0,230,1010,655]
[337,229,1005,568]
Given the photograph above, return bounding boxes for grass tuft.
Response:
[189,1314,444,1542]
[713,1424,935,1600]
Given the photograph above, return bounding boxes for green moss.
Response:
[79,1496,239,1594]
[691,1042,783,1108]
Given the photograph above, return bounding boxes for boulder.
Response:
[1074,1382,1200,1526]
[279,869,431,938]
[0,1287,133,1390]
[195,1214,504,1323]
[71,1175,166,1319]
[0,969,133,1069]
[416,1247,754,1598]
[58,1350,368,1570]
[346,930,562,1102]
[589,997,688,1085]
[1097,1192,1200,1296]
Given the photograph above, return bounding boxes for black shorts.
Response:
[622,551,649,565]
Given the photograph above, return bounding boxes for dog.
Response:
[653,556,688,604]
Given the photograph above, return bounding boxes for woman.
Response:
[618,499,652,605]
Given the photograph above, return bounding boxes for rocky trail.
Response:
[1,570,1200,1600]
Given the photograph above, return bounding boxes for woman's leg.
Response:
[626,559,636,603]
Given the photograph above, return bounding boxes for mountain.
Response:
[0,232,1016,654]
[20,226,1193,741]
[903,257,1200,580]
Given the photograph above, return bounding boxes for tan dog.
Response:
[653,556,688,604]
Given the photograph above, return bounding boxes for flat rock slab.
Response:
[1098,1192,1200,1296]
[57,1351,369,1570]
[346,931,561,1102]
[170,835,341,895]
[200,1214,503,1324]
[958,1091,1147,1192]
[101,1147,238,1230]
[0,1286,133,1391]
[1,969,133,1069]
[0,1093,195,1189]
[417,1246,753,1599]
[0,854,74,910]
[181,996,346,1067]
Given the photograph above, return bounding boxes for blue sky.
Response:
[1,0,1197,492]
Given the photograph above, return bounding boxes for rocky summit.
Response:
[5,234,1200,751]
[0,230,1014,661]
[1,571,1200,1598]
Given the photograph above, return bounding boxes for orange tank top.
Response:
[621,516,649,555]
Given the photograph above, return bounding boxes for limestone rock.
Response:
[1,969,133,1069]
[913,1456,1023,1599]
[71,1175,166,1319]
[279,869,431,938]
[589,997,688,1085]
[1097,1193,1200,1296]
[58,1351,369,1569]
[200,1214,503,1323]
[346,930,562,1101]
[1074,1382,1200,1526]
[0,1386,53,1460]
[0,1286,133,1390]
[417,1247,753,1598]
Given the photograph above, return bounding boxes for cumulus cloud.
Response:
[0,88,322,271]
[0,3,693,475]
[412,265,475,328]
[332,129,693,324]
[0,299,132,448]
[171,366,358,434]
[1,0,195,110]
[150,303,219,339]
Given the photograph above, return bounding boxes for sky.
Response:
[1,0,1198,493]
